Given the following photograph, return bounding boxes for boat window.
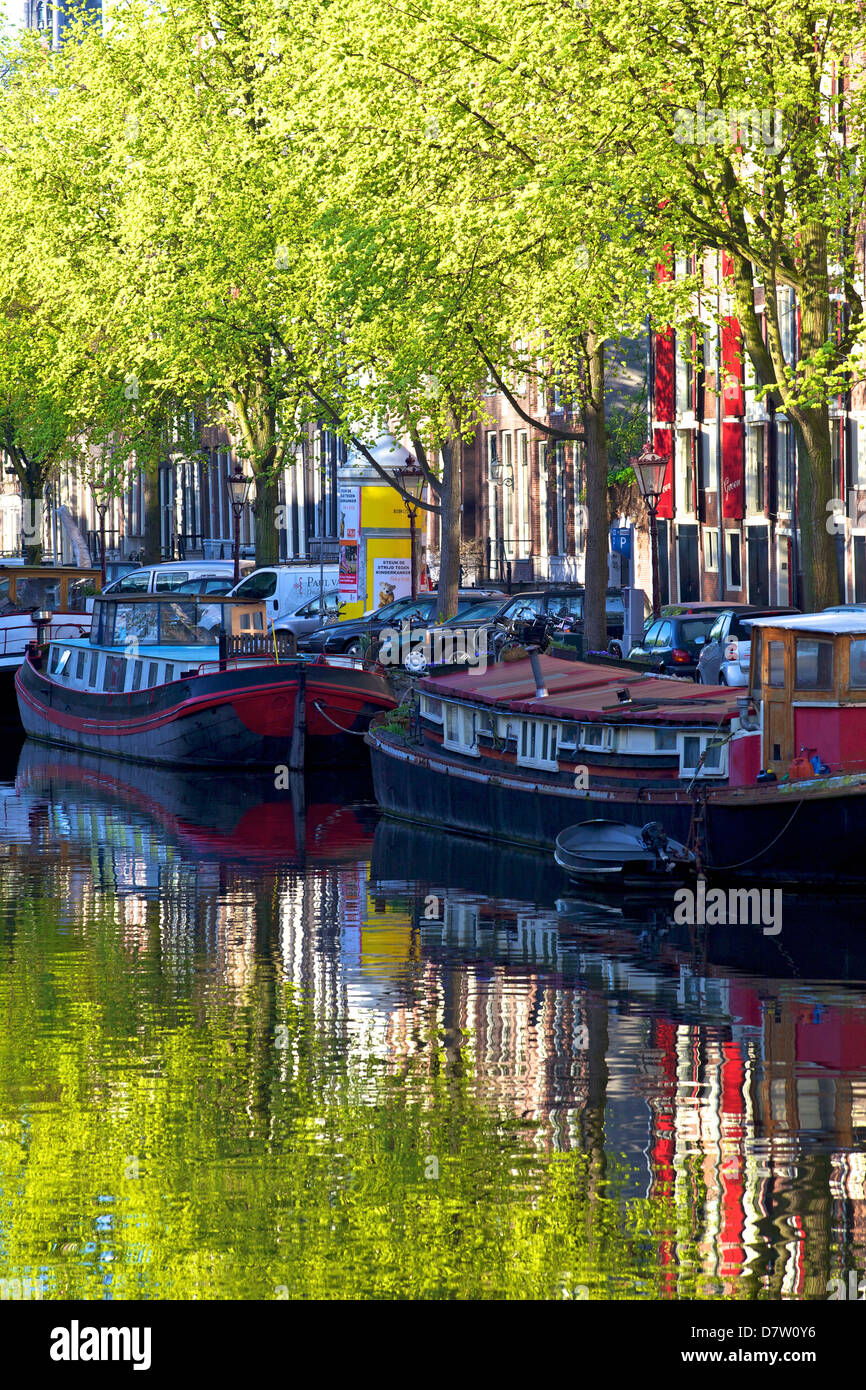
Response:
[104,655,125,693]
[558,721,579,751]
[236,607,265,633]
[654,729,678,751]
[90,602,115,646]
[55,649,71,678]
[88,649,100,686]
[680,733,727,777]
[48,645,61,674]
[160,602,207,645]
[11,577,61,612]
[147,661,159,687]
[518,719,559,769]
[850,639,866,689]
[580,723,612,750]
[67,579,97,613]
[131,660,143,692]
[442,702,479,756]
[75,649,86,680]
[163,665,175,684]
[794,637,834,691]
[113,602,160,647]
[420,694,443,722]
[767,640,785,687]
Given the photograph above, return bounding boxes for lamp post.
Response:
[225,464,253,585]
[631,440,668,620]
[395,459,424,599]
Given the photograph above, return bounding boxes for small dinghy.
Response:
[554,819,695,887]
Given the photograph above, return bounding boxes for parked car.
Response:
[298,589,506,657]
[607,601,750,659]
[484,587,626,660]
[400,597,514,673]
[174,576,238,596]
[696,606,800,685]
[272,588,344,638]
[625,611,723,677]
[227,564,339,624]
[102,560,250,595]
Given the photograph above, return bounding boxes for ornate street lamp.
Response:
[394,458,424,599]
[631,440,668,620]
[225,463,253,585]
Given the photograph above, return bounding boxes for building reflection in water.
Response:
[2,738,866,1297]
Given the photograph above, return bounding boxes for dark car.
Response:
[298,589,506,657]
[400,597,514,673]
[696,606,800,685]
[625,612,723,677]
[486,587,625,659]
[607,601,752,659]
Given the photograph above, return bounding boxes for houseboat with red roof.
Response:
[366,612,866,884]
[16,592,395,768]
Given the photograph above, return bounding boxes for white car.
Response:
[102,560,250,595]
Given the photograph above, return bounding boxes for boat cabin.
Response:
[0,565,102,617]
[748,611,866,776]
[41,593,290,697]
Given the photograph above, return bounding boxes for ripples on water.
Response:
[0,735,864,1301]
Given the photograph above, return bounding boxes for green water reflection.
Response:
[0,745,864,1300]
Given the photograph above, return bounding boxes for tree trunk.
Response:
[436,434,462,621]
[143,463,162,563]
[254,465,280,565]
[582,332,609,653]
[21,480,43,564]
[791,406,839,608]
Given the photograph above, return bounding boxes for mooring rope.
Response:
[311,699,367,734]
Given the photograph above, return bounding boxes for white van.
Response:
[227,565,340,624]
[102,561,251,596]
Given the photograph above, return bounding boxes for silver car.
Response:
[272,588,344,638]
[696,607,799,685]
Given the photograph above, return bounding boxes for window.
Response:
[726,532,742,589]
[163,665,176,684]
[104,656,125,692]
[147,661,160,687]
[48,646,61,674]
[76,649,86,680]
[154,571,189,592]
[794,638,834,691]
[767,640,785,686]
[517,719,559,769]
[703,530,718,572]
[654,729,678,751]
[442,702,478,755]
[420,694,443,722]
[746,426,765,514]
[234,571,277,600]
[131,660,143,692]
[579,723,613,750]
[776,421,792,511]
[679,732,727,777]
[54,648,72,678]
[558,722,579,753]
[88,650,100,686]
[116,571,150,593]
[849,639,866,689]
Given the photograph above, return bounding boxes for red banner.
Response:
[721,316,744,417]
[653,427,674,520]
[654,329,675,423]
[722,421,745,519]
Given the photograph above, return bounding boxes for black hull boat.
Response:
[553,820,695,886]
[14,591,395,769]
[367,615,866,886]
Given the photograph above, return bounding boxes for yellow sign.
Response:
[361,486,412,531]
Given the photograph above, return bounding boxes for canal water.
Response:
[1,733,865,1302]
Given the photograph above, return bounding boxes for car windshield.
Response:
[233,571,277,600]
[446,600,503,623]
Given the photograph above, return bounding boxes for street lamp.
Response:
[631,440,668,620]
[225,463,253,585]
[395,458,424,599]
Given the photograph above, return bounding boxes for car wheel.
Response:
[404,648,428,675]
[718,673,727,685]
[608,641,623,659]
[345,639,364,658]
[694,671,703,683]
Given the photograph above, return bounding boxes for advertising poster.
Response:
[339,542,359,598]
[372,555,412,608]
[337,485,361,542]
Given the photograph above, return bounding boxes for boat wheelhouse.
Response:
[16,592,395,767]
[367,614,866,883]
[0,566,102,709]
